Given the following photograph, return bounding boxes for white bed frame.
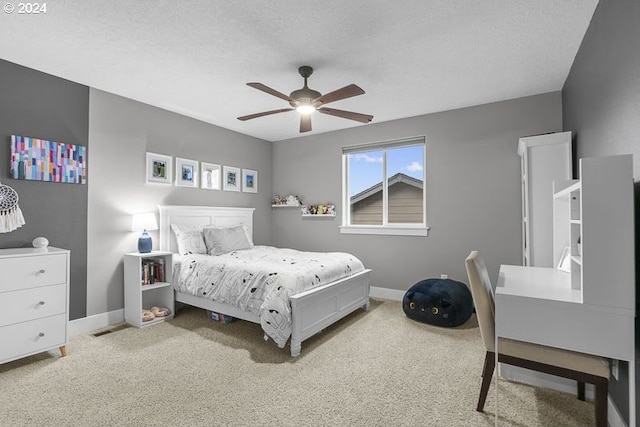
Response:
[158,205,371,357]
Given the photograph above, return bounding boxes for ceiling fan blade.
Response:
[313,84,365,106]
[237,108,294,121]
[300,114,312,132]
[318,107,373,123]
[247,82,295,103]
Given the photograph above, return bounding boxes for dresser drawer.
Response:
[0,284,66,327]
[0,314,66,362]
[0,253,67,292]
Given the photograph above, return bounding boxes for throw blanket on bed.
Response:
[173,245,365,347]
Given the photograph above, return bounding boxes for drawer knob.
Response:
[38,269,46,274]
[38,301,45,305]
[38,332,45,337]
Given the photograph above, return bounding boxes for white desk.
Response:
[495,264,635,426]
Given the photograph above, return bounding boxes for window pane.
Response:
[348,150,383,225]
[386,145,424,224]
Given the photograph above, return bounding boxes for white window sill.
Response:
[339,225,430,237]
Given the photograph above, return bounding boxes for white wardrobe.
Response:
[504,131,572,391]
[518,131,572,267]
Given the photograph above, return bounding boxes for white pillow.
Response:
[203,224,254,256]
[170,224,208,255]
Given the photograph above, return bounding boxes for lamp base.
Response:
[138,230,152,253]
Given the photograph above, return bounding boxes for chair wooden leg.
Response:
[577,381,585,401]
[477,351,495,412]
[594,378,608,427]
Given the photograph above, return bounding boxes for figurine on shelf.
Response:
[272,195,284,205]
[299,203,335,216]
[286,194,302,206]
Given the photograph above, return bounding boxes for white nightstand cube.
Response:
[123,251,174,328]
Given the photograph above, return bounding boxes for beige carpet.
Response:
[0,299,594,426]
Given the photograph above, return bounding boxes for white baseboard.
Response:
[608,396,627,427]
[370,286,405,301]
[68,309,125,337]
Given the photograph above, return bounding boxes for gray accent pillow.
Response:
[170,224,208,255]
[203,224,253,256]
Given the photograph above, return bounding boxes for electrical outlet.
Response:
[440,274,448,279]
[612,359,619,380]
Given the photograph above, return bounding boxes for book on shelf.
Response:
[141,257,166,285]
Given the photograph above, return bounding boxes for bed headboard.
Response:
[158,205,255,253]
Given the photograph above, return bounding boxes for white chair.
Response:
[465,250,609,427]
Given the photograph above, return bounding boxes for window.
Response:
[341,136,428,236]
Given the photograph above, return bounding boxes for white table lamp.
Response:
[132,213,158,253]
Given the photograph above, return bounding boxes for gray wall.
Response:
[87,89,271,316]
[272,92,562,289]
[0,59,89,320]
[562,0,640,424]
[563,0,640,175]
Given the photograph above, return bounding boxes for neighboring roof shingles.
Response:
[350,173,423,204]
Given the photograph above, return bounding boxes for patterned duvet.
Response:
[173,245,365,347]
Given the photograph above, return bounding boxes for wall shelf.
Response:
[301,213,336,218]
[273,199,336,217]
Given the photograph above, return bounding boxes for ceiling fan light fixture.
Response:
[239,65,373,133]
[296,104,316,115]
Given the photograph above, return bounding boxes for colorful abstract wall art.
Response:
[10,135,87,184]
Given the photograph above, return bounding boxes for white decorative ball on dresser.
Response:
[32,236,49,248]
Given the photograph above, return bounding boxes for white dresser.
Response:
[0,247,70,364]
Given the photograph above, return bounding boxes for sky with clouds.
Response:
[348,144,424,196]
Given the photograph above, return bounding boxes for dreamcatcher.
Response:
[0,176,25,233]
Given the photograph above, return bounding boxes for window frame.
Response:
[340,136,429,237]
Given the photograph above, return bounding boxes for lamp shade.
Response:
[131,213,158,232]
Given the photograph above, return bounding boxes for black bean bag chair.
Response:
[403,278,473,327]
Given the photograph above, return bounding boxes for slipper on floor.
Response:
[142,309,155,322]
[151,306,171,317]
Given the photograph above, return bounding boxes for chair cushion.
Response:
[499,338,609,378]
[403,278,474,327]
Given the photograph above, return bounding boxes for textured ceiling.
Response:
[0,1,598,142]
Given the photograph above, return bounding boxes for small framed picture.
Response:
[175,158,198,188]
[201,162,221,190]
[557,246,571,273]
[223,165,241,192]
[146,152,172,185]
[242,169,258,193]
